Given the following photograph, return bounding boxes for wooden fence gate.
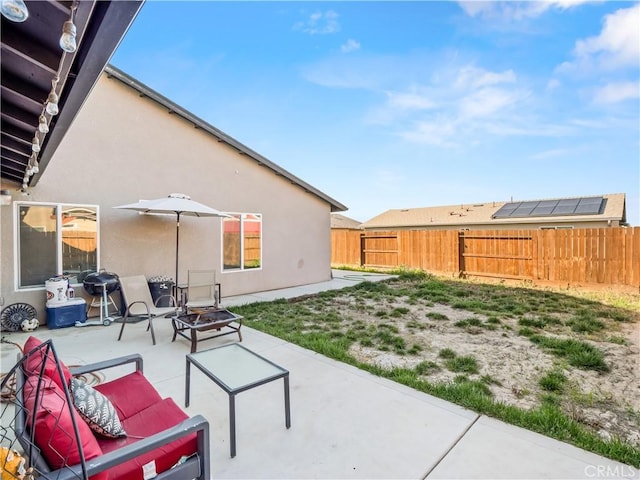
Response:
[361,233,399,268]
[458,231,535,280]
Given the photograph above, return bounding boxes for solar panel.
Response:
[499,203,520,212]
[492,196,605,219]
[492,203,520,218]
[575,198,604,215]
[513,206,536,216]
[552,205,578,215]
[531,205,556,215]
[556,198,580,208]
[579,197,603,205]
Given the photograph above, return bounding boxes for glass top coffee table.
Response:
[185,343,291,457]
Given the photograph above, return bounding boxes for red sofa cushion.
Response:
[98,398,197,480]
[23,336,72,390]
[23,376,107,480]
[94,371,163,421]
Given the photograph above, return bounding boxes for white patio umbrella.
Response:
[114,193,230,286]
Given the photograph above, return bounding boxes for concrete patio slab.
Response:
[426,415,636,479]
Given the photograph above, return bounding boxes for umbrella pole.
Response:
[176,211,181,287]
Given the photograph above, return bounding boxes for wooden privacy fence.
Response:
[331,227,640,288]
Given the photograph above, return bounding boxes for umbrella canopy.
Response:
[114,193,230,285]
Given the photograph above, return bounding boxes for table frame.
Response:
[172,309,243,353]
[185,343,291,457]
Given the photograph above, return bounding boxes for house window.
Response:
[222,213,262,271]
[16,203,98,288]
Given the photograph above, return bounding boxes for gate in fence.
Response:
[458,231,534,280]
[361,233,399,268]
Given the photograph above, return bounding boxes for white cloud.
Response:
[293,10,340,35]
[593,81,640,104]
[400,120,456,147]
[340,39,361,53]
[386,91,435,110]
[572,3,640,71]
[457,0,593,21]
[551,4,639,111]
[458,87,523,119]
[530,147,579,160]
[386,64,530,146]
[454,66,516,89]
[546,78,561,90]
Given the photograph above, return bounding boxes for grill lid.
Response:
[83,270,119,296]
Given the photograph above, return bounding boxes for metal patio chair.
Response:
[117,275,178,345]
[185,269,220,310]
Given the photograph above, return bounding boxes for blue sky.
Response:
[111,1,640,224]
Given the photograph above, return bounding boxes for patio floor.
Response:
[1,270,636,479]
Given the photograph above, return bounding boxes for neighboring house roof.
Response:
[362,193,627,229]
[103,65,347,213]
[331,213,362,229]
[1,1,144,187]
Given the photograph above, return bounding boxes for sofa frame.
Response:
[1,339,210,480]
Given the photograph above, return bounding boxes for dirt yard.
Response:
[318,280,640,446]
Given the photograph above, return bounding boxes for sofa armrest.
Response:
[46,415,210,480]
[68,353,143,376]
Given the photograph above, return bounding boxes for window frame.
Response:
[221,212,263,273]
[13,201,101,291]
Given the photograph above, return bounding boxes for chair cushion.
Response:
[70,378,126,439]
[93,371,162,421]
[98,398,197,480]
[23,376,107,480]
[23,336,72,390]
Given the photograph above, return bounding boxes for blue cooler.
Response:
[46,298,87,329]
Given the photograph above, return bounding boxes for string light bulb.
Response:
[59,3,78,53]
[1,0,28,22]
[38,114,49,133]
[28,155,39,175]
[59,20,77,52]
[46,78,59,116]
[31,136,40,153]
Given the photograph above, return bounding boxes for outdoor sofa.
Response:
[1,336,210,480]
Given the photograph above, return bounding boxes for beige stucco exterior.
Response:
[1,70,344,324]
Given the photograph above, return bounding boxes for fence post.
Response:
[532,230,539,280]
[360,233,365,267]
[458,231,465,277]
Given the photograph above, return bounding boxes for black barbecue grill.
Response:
[83,270,120,296]
[82,270,120,325]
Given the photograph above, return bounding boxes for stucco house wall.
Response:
[0,69,345,323]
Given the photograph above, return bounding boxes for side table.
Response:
[185,343,291,457]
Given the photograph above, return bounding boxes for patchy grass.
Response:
[539,370,568,393]
[527,335,609,372]
[235,271,640,467]
[445,355,480,374]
